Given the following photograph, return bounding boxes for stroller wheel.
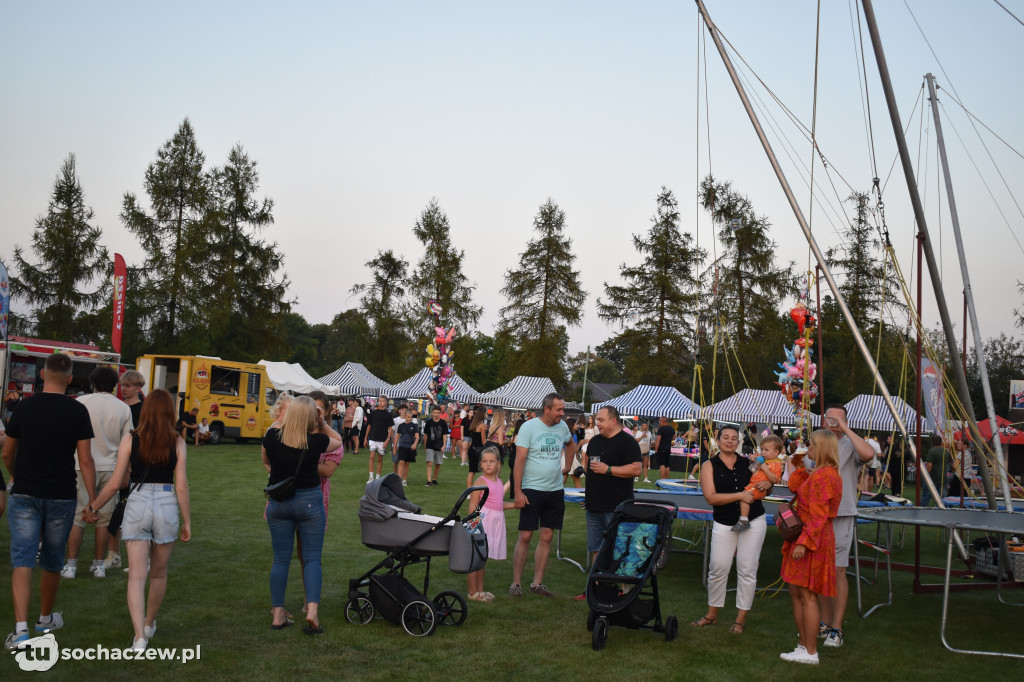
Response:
[401,600,438,637]
[586,609,597,632]
[345,597,375,625]
[432,591,468,627]
[664,615,679,642]
[591,617,608,651]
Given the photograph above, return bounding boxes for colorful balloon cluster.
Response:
[424,300,457,404]
[775,278,819,418]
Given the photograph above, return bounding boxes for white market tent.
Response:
[384,367,482,404]
[705,388,820,427]
[317,362,392,397]
[259,360,341,396]
[477,376,557,410]
[591,385,700,420]
[844,394,921,432]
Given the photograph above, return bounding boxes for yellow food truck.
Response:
[136,355,277,444]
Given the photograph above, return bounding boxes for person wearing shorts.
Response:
[819,404,875,649]
[422,407,449,486]
[394,411,419,486]
[510,394,574,598]
[3,353,96,649]
[654,417,675,481]
[363,398,394,482]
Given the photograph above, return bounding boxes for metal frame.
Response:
[853,523,894,617]
[858,507,1024,659]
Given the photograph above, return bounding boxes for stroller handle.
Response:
[442,485,489,524]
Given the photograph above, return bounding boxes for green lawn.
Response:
[2,443,1022,680]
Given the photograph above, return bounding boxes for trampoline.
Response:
[856,506,1024,659]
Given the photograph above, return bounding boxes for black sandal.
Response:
[729,621,745,634]
[691,615,717,627]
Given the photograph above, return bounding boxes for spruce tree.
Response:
[121,118,210,350]
[498,199,586,386]
[205,144,290,360]
[598,187,704,386]
[352,249,411,381]
[12,153,109,342]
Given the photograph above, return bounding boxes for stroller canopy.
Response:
[358,473,422,520]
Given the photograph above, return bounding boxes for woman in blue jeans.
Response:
[262,396,342,634]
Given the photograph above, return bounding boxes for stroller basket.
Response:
[370,573,429,626]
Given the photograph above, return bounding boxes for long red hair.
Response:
[136,389,179,466]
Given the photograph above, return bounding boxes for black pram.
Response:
[347,474,488,637]
[585,499,679,650]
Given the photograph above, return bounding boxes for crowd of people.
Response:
[1,368,983,663]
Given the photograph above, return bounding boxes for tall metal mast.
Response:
[861,0,998,509]
[692,0,954,523]
[925,73,1013,505]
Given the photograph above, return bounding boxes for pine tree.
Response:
[205,144,290,360]
[598,187,704,386]
[121,118,210,350]
[409,198,482,331]
[352,250,411,381]
[699,175,795,344]
[499,199,586,387]
[12,154,109,342]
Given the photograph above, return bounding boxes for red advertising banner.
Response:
[112,253,126,353]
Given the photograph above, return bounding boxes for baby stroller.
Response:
[347,474,489,637]
[585,499,679,650]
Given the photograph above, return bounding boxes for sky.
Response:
[2,0,1022,364]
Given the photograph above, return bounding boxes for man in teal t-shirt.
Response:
[509,393,574,599]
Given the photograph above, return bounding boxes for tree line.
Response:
[8,118,1024,418]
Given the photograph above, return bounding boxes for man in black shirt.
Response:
[577,406,641,599]
[654,416,676,481]
[178,408,199,446]
[3,353,96,648]
[363,397,394,483]
[422,406,449,487]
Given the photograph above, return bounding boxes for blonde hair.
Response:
[279,396,316,449]
[489,408,506,436]
[480,445,502,471]
[119,369,145,388]
[809,429,839,468]
[270,393,293,422]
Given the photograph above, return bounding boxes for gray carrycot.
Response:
[358,474,454,555]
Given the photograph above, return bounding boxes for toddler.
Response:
[734,434,785,532]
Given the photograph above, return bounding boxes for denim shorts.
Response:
[586,510,615,553]
[8,494,76,572]
[122,484,180,544]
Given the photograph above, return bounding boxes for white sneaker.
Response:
[823,629,844,648]
[90,560,106,579]
[102,553,122,569]
[5,631,30,650]
[35,613,63,632]
[643,478,651,483]
[780,647,818,664]
[132,638,148,651]
[144,620,157,639]
[401,480,408,487]
[60,564,77,579]
[368,473,374,483]
[634,477,639,482]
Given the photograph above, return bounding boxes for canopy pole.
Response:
[694,0,959,549]
[925,73,1012,507]
[860,0,996,510]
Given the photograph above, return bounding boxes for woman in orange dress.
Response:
[780,429,843,665]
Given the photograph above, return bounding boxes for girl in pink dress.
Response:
[466,446,513,602]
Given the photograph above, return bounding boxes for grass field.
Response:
[1,442,1022,680]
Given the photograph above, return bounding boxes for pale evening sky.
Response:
[1,0,1022,364]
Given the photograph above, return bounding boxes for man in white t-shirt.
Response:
[509,393,574,598]
[820,403,875,648]
[62,367,132,579]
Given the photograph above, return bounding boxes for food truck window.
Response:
[265,386,278,407]
[210,366,240,396]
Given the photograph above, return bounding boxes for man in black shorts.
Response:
[395,411,420,487]
[654,416,675,481]
[510,393,574,598]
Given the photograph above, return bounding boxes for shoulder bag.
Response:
[264,445,308,502]
[775,496,804,543]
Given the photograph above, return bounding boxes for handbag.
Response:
[775,496,804,543]
[264,446,308,502]
[107,463,151,536]
[448,518,489,574]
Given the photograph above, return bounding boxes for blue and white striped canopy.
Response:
[384,367,481,403]
[317,362,392,397]
[844,394,919,432]
[705,388,820,427]
[590,385,699,420]
[477,376,557,410]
